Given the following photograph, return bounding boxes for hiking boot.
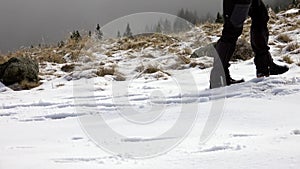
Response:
[256,62,289,78]
[229,77,245,85]
[269,62,289,75]
[256,68,270,78]
[210,40,243,89]
[210,75,245,89]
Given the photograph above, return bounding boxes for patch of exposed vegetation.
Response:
[177,55,191,64]
[61,64,76,73]
[282,55,294,64]
[114,33,180,51]
[232,38,254,61]
[96,65,117,77]
[189,61,206,69]
[1,36,89,65]
[276,34,292,43]
[96,64,125,81]
[285,42,300,52]
[140,64,170,77]
[8,80,42,91]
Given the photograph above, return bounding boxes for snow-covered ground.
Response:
[1,8,300,169]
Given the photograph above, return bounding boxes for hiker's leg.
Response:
[210,0,251,88]
[249,0,271,76]
[249,0,288,77]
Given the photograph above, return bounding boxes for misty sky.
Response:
[0,0,278,53]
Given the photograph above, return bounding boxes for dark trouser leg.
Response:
[249,0,288,77]
[210,0,251,88]
[249,0,272,75]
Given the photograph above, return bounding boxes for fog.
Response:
[0,0,281,53]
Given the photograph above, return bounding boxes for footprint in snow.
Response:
[72,137,84,141]
[291,129,300,135]
[230,134,257,138]
[193,144,244,153]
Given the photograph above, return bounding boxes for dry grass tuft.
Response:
[282,55,294,64]
[135,64,145,73]
[115,33,179,51]
[232,38,254,61]
[105,51,113,57]
[96,64,126,81]
[177,55,191,64]
[286,43,300,52]
[96,65,116,77]
[114,73,126,81]
[8,80,42,91]
[0,36,90,64]
[0,55,10,64]
[142,64,170,76]
[276,34,292,43]
[168,47,180,54]
[202,23,223,36]
[61,64,75,73]
[189,61,206,69]
[19,80,42,90]
[143,65,162,74]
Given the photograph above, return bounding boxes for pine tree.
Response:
[70,31,75,39]
[95,24,103,40]
[206,12,214,23]
[174,8,191,32]
[123,23,133,38]
[215,12,224,23]
[156,22,162,33]
[76,31,81,39]
[193,10,200,25]
[163,19,172,33]
[70,30,81,41]
[145,25,150,33]
[178,8,185,19]
[292,0,299,7]
[274,6,281,13]
[58,41,64,48]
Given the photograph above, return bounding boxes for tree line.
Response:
[59,0,299,47]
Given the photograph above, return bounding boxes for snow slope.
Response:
[1,8,300,169]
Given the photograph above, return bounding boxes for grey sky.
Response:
[0,0,280,53]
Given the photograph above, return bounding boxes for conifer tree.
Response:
[123,23,133,38]
[163,19,172,33]
[95,24,103,40]
[215,12,224,23]
[76,31,81,39]
[156,22,162,33]
[70,30,81,41]
[145,25,150,33]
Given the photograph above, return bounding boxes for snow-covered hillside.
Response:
[1,8,300,169]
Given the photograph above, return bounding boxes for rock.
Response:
[0,57,39,86]
[190,42,216,58]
